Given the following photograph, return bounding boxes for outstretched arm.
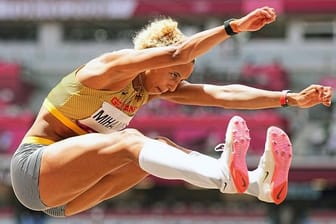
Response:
[160,82,333,109]
[77,7,276,89]
[166,6,276,65]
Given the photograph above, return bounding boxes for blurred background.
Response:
[0,0,336,223]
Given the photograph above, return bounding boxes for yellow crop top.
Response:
[44,68,149,134]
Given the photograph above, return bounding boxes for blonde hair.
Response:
[133,17,185,50]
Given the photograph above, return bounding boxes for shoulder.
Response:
[75,49,139,90]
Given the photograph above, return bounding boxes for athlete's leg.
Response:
[60,133,236,216]
[246,126,292,204]
[62,124,291,216]
[156,136,192,154]
[39,127,236,211]
[46,135,216,216]
[64,161,148,216]
[39,129,147,207]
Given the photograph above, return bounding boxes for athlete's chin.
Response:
[149,91,163,95]
[149,87,165,95]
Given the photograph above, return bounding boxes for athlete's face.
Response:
[144,61,194,95]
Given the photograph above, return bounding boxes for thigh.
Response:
[65,161,148,216]
[39,130,146,207]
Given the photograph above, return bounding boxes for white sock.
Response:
[246,170,260,197]
[138,139,230,190]
[246,154,274,203]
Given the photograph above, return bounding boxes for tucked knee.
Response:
[120,128,144,137]
[119,128,146,142]
[116,129,147,159]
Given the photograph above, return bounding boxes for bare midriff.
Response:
[24,106,81,143]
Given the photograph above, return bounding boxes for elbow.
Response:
[171,43,194,64]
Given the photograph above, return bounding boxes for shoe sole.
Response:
[226,116,250,193]
[267,126,292,204]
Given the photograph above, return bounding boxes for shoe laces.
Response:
[214,143,225,152]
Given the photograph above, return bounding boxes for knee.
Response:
[120,128,143,136]
[115,128,148,157]
[119,128,145,141]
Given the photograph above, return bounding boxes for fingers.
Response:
[241,6,277,31]
[319,85,332,105]
[257,6,277,23]
[322,86,333,106]
[309,85,333,107]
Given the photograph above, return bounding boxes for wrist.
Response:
[280,90,298,107]
[229,19,241,33]
[280,90,290,107]
[286,92,298,107]
[224,19,239,36]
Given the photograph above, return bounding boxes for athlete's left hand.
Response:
[288,85,333,108]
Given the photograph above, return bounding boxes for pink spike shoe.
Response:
[216,115,250,193]
[257,126,292,204]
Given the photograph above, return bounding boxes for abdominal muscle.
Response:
[24,106,81,142]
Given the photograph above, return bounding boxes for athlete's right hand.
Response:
[231,6,277,33]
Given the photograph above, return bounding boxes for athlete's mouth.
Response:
[156,87,163,93]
